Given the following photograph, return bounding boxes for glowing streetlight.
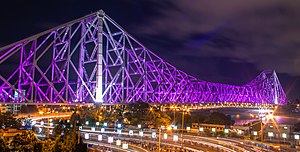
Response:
[122,143,128,149]
[199,127,203,132]
[139,131,143,137]
[129,130,133,136]
[224,128,229,134]
[84,133,89,139]
[85,121,89,125]
[295,134,300,140]
[98,134,102,141]
[96,122,100,126]
[173,135,178,142]
[152,132,157,138]
[103,122,108,127]
[164,133,168,139]
[116,139,121,146]
[117,129,122,134]
[108,137,113,143]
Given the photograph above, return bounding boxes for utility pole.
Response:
[181,110,185,149]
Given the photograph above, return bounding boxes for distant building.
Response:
[263,122,295,142]
[193,123,226,132]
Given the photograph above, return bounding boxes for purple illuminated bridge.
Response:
[0,10,286,105]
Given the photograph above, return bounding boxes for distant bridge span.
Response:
[0,10,286,105]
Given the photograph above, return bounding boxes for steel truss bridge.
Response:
[0,10,286,105]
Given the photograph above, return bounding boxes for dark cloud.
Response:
[1,0,300,99]
[136,0,300,76]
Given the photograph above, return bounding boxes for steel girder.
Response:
[0,10,286,104]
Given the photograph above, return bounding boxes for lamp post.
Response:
[181,108,189,149]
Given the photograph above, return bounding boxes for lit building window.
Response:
[283,126,288,130]
[268,132,274,137]
[282,133,287,138]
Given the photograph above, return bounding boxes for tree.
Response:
[0,136,8,151]
[10,130,40,151]
[42,139,56,152]
[204,112,235,126]
[0,112,22,129]
[294,121,300,132]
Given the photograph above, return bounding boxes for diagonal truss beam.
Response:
[0,10,287,105]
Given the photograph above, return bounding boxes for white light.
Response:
[38,128,42,133]
[138,124,141,129]
[295,134,300,140]
[152,132,156,138]
[103,122,108,127]
[212,128,216,132]
[67,120,70,123]
[116,139,121,146]
[108,137,113,143]
[117,123,122,128]
[84,133,89,139]
[164,133,168,139]
[41,121,44,126]
[199,127,203,132]
[95,87,103,103]
[96,122,100,126]
[186,126,191,131]
[49,119,52,122]
[98,135,102,141]
[117,129,122,134]
[173,135,178,142]
[91,127,95,131]
[173,126,177,130]
[224,128,229,134]
[79,126,82,130]
[238,130,242,134]
[49,130,53,134]
[268,132,274,137]
[139,131,143,137]
[282,133,287,139]
[101,128,105,133]
[50,122,53,126]
[85,121,89,125]
[253,131,258,136]
[122,143,128,149]
[129,130,133,136]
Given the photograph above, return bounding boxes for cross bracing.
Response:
[0,10,286,104]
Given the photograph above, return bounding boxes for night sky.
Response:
[1,0,300,100]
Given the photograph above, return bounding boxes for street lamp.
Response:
[98,134,102,141]
[103,122,108,127]
[84,133,89,139]
[173,135,178,142]
[181,108,189,148]
[268,132,274,142]
[164,133,168,139]
[282,133,287,143]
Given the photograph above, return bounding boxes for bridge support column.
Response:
[95,10,104,103]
